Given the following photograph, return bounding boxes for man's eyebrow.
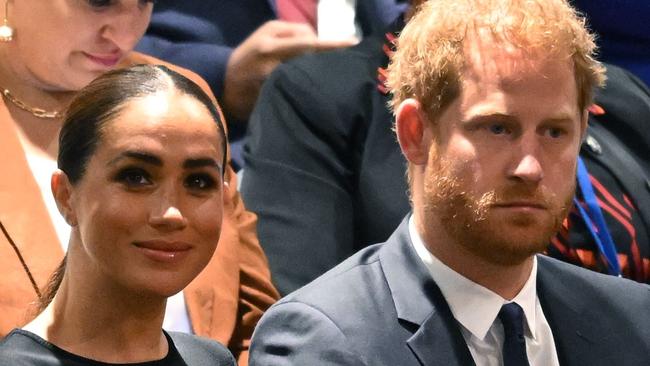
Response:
[543,116,575,124]
[183,158,222,172]
[107,151,163,167]
[461,113,515,124]
[462,113,576,125]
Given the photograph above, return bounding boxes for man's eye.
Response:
[86,0,154,9]
[545,127,565,139]
[115,168,152,187]
[488,124,508,135]
[86,0,113,8]
[185,174,217,191]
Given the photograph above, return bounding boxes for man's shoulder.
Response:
[280,242,386,309]
[270,219,417,320]
[537,256,650,362]
[249,236,422,365]
[260,238,404,339]
[538,255,650,304]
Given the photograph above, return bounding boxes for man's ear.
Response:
[395,98,430,165]
[51,170,77,227]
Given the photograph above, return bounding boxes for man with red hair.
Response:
[249,1,650,364]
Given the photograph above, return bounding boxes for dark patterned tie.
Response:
[498,303,530,366]
[276,0,318,30]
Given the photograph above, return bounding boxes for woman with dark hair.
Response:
[0,64,235,365]
[0,2,278,363]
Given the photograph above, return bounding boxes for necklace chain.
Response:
[1,88,62,119]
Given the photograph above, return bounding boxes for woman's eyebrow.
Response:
[184,158,221,172]
[107,151,163,167]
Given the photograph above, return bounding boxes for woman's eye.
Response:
[115,168,152,187]
[184,174,217,191]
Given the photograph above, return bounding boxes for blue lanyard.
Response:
[574,157,621,276]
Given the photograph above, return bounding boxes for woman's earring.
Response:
[0,0,14,42]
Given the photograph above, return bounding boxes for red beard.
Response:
[423,157,573,266]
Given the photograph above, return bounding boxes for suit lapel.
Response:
[380,217,475,366]
[407,311,476,366]
[379,220,626,366]
[537,256,602,365]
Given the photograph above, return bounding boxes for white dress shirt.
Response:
[317,0,361,40]
[408,216,560,366]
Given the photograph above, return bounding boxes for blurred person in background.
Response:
[136,0,407,169]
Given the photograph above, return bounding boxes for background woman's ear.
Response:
[395,98,430,165]
[51,170,77,226]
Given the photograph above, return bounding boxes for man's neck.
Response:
[415,212,535,300]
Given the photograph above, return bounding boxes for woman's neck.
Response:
[0,56,75,158]
[24,270,169,363]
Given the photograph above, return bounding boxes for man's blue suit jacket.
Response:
[249,217,650,365]
[136,0,405,101]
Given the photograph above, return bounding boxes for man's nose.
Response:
[508,140,544,184]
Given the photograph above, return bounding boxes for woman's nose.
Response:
[99,5,152,52]
[148,199,188,231]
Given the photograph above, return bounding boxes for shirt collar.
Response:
[408,215,539,340]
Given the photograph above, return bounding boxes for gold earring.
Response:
[0,0,14,42]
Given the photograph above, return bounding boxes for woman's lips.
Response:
[83,52,122,67]
[133,241,192,263]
